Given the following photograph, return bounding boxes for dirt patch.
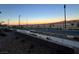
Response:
[0,30,74,54]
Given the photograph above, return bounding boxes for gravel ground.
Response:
[0,30,74,54]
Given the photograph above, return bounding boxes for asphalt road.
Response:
[0,29,74,54]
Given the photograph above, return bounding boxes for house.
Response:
[28,20,79,29]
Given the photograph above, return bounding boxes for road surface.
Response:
[0,29,74,54]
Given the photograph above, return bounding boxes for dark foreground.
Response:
[0,29,74,54]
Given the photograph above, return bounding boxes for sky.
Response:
[0,4,79,25]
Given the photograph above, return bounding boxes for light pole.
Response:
[0,11,1,14]
[26,17,28,27]
[64,4,66,29]
[19,15,21,28]
[8,19,9,26]
[0,11,2,25]
[7,19,10,28]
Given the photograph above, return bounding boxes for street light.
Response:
[64,4,67,29]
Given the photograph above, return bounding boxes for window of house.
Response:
[71,23,74,26]
[77,23,79,27]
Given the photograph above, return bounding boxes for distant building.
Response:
[28,20,79,29]
[11,20,79,30]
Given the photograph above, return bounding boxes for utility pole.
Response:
[0,11,2,21]
[0,11,2,26]
[8,19,10,28]
[8,19,9,26]
[64,4,66,29]
[0,11,1,14]
[19,15,21,27]
[26,18,28,27]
